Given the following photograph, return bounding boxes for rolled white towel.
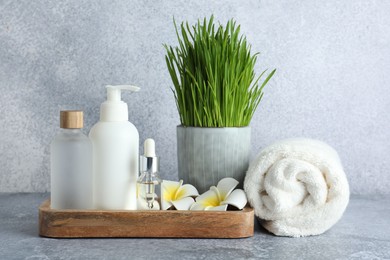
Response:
[244,138,349,237]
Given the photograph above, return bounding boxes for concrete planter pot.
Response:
[177,126,251,193]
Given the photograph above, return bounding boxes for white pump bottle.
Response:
[89,85,140,210]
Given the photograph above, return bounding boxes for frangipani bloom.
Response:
[161,180,199,210]
[190,177,247,211]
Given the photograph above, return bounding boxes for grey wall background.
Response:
[0,0,389,194]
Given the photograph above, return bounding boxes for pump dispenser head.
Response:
[100,85,140,122]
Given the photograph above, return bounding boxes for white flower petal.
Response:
[190,202,208,211]
[161,180,182,210]
[216,177,239,201]
[161,200,174,210]
[175,184,199,200]
[221,189,247,210]
[161,180,182,198]
[171,197,195,210]
[195,188,220,207]
[206,205,228,211]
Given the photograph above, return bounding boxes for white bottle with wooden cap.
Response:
[50,110,93,209]
[89,85,140,210]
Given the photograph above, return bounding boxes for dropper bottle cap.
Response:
[140,139,159,173]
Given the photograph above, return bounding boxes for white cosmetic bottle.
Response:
[89,85,140,210]
[50,110,93,209]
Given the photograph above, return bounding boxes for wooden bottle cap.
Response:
[60,110,83,129]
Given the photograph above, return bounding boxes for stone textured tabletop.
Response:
[0,193,389,260]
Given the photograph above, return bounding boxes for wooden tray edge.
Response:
[39,199,254,239]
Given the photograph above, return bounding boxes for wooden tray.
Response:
[39,200,254,238]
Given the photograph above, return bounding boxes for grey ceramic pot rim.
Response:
[177,125,250,131]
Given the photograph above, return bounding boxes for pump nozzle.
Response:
[100,84,140,122]
[106,85,140,102]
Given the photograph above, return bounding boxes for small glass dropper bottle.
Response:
[137,139,162,209]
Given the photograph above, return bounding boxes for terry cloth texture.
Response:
[244,138,349,237]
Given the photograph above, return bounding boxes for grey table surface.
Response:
[0,193,389,260]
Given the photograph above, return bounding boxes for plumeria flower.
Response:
[161,180,199,210]
[190,177,247,211]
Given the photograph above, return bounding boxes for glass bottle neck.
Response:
[60,128,82,132]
